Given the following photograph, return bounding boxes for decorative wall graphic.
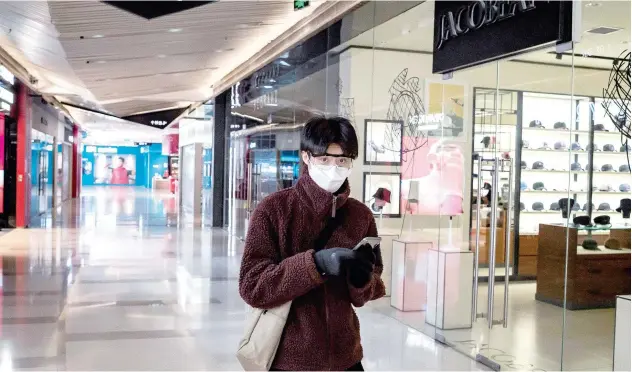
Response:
[602,50,631,170]
[363,172,401,217]
[386,69,429,153]
[336,79,356,126]
[602,50,630,140]
[427,82,465,137]
[364,119,403,165]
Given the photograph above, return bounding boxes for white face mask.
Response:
[308,163,351,193]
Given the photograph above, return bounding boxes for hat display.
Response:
[616,198,631,218]
[598,184,613,192]
[582,239,599,251]
[597,202,611,211]
[593,215,611,225]
[558,198,576,218]
[603,144,616,152]
[520,181,527,191]
[553,122,567,130]
[538,142,551,150]
[532,202,545,211]
[549,202,560,211]
[619,164,631,173]
[620,183,631,192]
[621,144,631,153]
[522,140,530,149]
[604,238,622,250]
[573,216,591,226]
[554,141,568,150]
[572,203,580,211]
[532,161,545,170]
[529,120,545,128]
[586,143,601,152]
[520,160,528,169]
[585,163,593,171]
[519,202,526,211]
[570,162,583,171]
[481,136,491,148]
[571,142,583,151]
[583,202,594,211]
[594,124,609,132]
[601,164,614,172]
[533,182,546,190]
[373,187,392,203]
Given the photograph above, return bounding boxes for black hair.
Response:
[300,116,358,159]
[118,157,125,163]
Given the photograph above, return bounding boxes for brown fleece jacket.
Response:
[239,173,385,371]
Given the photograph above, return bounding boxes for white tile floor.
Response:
[0,187,489,371]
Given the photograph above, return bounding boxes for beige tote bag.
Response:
[237,301,292,371]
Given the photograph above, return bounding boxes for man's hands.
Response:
[313,243,380,288]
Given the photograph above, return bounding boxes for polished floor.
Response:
[0,186,488,371]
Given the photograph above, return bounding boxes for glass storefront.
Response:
[30,129,54,218]
[220,1,631,370]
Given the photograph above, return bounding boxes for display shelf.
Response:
[523,127,624,136]
[577,246,632,255]
[522,169,630,175]
[522,148,629,155]
[521,190,629,195]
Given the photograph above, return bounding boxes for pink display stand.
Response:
[390,239,433,311]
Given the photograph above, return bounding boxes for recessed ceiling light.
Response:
[93,34,104,38]
[168,28,183,33]
[96,60,107,64]
[157,54,167,58]
[216,49,223,53]
[586,2,601,7]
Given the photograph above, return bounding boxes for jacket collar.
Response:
[296,173,350,218]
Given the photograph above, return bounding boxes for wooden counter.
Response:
[535,224,631,310]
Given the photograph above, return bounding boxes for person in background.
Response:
[110,156,130,185]
[239,116,385,371]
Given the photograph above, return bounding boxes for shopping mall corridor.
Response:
[0,187,487,371]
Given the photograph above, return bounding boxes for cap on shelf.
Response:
[587,144,601,152]
[533,182,546,190]
[621,144,631,153]
[554,141,568,150]
[532,161,545,170]
[481,136,491,147]
[529,120,545,128]
[597,202,611,211]
[520,160,528,169]
[605,238,622,250]
[522,140,530,149]
[582,239,599,250]
[619,164,631,173]
[520,202,526,211]
[538,142,551,150]
[583,202,594,211]
[571,142,583,151]
[601,164,614,172]
[532,202,544,211]
[620,183,631,192]
[573,216,590,225]
[550,202,561,211]
[594,215,611,225]
[603,144,616,152]
[599,184,613,192]
[572,203,580,211]
[571,162,583,171]
[553,122,567,130]
[594,124,609,132]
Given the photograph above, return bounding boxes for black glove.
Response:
[313,248,355,276]
[348,244,377,288]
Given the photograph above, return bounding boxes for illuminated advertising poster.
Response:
[93,154,136,185]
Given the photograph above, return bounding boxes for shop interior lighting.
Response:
[279,60,291,67]
[263,85,273,89]
[168,28,183,33]
[92,34,104,38]
[585,2,602,7]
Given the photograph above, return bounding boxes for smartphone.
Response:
[352,237,382,250]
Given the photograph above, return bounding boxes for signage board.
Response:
[432,0,573,74]
[123,107,186,130]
